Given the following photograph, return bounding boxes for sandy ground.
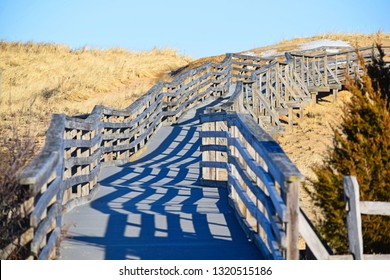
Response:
[277,90,351,224]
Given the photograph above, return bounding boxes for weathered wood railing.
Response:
[299,176,390,260]
[200,82,390,260]
[200,83,303,259]
[4,45,388,259]
[4,54,235,259]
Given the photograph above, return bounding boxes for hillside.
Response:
[0,32,389,177]
[181,32,390,70]
[1,33,389,254]
[0,42,192,148]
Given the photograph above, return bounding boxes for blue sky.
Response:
[1,0,389,58]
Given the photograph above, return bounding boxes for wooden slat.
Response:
[64,132,101,148]
[199,130,229,138]
[64,165,101,189]
[298,210,330,260]
[360,201,390,216]
[30,176,62,228]
[200,144,228,152]
[199,112,229,123]
[229,156,276,218]
[37,227,61,260]
[19,114,65,187]
[227,141,287,222]
[31,203,61,256]
[235,114,303,186]
[64,149,102,169]
[343,176,363,260]
[329,254,390,260]
[200,161,228,169]
[228,175,283,259]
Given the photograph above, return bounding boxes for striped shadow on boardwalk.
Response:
[58,104,263,260]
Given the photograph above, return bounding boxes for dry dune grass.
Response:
[0,41,192,147]
[1,32,388,155]
[277,91,353,225]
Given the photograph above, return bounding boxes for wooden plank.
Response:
[19,114,66,187]
[199,130,229,139]
[64,132,101,148]
[200,161,228,169]
[198,179,228,187]
[299,210,330,260]
[330,254,390,260]
[285,180,299,260]
[65,118,100,131]
[199,112,229,123]
[234,114,303,186]
[103,102,164,129]
[64,149,102,169]
[30,176,62,228]
[64,165,101,189]
[231,156,285,246]
[362,254,390,260]
[37,227,60,260]
[31,203,61,256]
[228,155,277,222]
[253,86,281,125]
[228,175,282,259]
[228,137,287,221]
[360,201,390,216]
[19,152,59,188]
[102,111,164,153]
[200,144,228,152]
[343,176,363,260]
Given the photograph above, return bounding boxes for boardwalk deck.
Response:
[58,101,264,260]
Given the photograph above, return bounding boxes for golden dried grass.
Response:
[1,32,388,152]
[0,41,192,148]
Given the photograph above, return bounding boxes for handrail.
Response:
[200,98,303,258]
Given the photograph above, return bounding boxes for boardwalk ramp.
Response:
[59,101,263,260]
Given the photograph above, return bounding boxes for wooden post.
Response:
[332,88,338,103]
[343,176,363,260]
[285,180,300,260]
[323,55,328,85]
[288,106,293,133]
[209,121,216,180]
[201,119,209,181]
[346,53,350,76]
[311,92,317,107]
[299,105,304,120]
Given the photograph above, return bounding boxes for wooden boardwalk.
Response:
[59,101,263,260]
[9,46,389,260]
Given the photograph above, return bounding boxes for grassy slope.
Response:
[0,42,192,147]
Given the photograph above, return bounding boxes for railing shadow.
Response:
[64,99,263,260]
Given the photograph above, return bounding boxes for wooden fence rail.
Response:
[3,45,389,259]
[200,83,303,259]
[298,176,390,260]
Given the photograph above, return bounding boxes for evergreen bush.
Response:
[309,45,390,254]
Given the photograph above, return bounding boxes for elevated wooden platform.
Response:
[58,105,263,260]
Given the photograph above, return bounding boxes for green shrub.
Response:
[309,45,390,254]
